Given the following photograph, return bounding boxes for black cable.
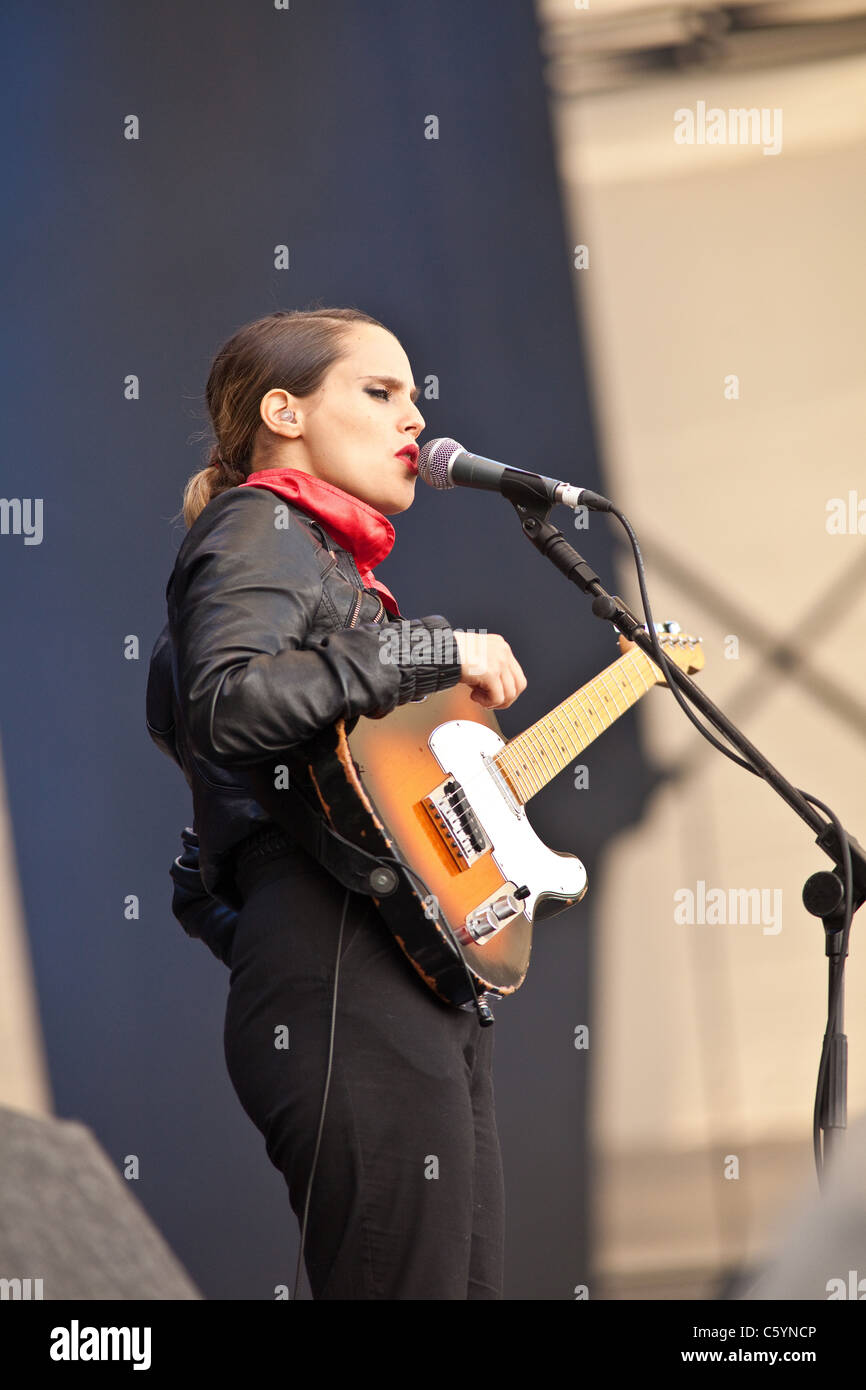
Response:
[298,814,493,1021]
[291,827,497,1297]
[609,505,762,775]
[355,845,492,1023]
[290,831,496,1301]
[293,882,351,1301]
[607,504,854,1187]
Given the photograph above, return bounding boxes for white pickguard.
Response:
[427,719,588,922]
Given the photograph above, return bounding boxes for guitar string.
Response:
[434,645,658,817]
[356,645,684,922]
[474,645,661,807]
[409,642,683,827]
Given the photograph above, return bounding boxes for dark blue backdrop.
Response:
[0,0,655,1298]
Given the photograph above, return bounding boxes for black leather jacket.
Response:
[146,485,463,956]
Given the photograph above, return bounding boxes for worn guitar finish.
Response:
[266,628,704,1007]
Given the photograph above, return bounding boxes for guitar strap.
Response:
[239,761,389,899]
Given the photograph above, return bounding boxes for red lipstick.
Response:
[396,443,419,472]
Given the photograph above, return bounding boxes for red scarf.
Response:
[240,467,402,617]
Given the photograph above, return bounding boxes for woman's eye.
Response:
[366,387,390,400]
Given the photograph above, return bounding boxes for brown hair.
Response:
[179,305,389,529]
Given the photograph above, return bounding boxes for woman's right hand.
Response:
[452,630,527,709]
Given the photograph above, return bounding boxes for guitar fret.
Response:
[576,692,608,735]
[492,638,690,803]
[528,730,550,792]
[620,656,643,701]
[531,708,583,788]
[631,651,653,692]
[549,706,582,759]
[616,670,636,708]
[595,687,615,725]
[507,702,579,796]
[533,722,563,775]
[613,668,640,713]
[521,731,548,793]
[503,745,540,799]
[564,697,594,746]
[597,670,627,717]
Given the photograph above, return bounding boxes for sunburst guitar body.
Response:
[250,625,704,1008]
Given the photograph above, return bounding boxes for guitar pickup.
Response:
[422,777,492,867]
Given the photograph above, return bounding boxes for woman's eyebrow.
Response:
[358,375,420,403]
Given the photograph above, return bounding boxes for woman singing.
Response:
[146,306,526,1300]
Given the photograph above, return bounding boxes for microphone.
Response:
[415,437,612,512]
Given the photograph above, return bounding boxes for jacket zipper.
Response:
[344,552,386,626]
[362,590,386,623]
[348,587,386,627]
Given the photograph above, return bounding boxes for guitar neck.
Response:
[493,646,663,804]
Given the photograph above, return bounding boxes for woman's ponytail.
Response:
[180,444,249,530]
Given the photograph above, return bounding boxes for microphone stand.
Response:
[502,476,866,1178]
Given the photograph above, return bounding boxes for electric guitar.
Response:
[249,624,704,1007]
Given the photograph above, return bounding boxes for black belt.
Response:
[232,825,307,902]
[232,803,398,903]
[234,824,299,873]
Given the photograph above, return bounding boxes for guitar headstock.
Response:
[618,621,704,684]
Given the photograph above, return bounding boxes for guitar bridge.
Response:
[422,777,492,867]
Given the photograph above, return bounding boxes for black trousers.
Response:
[223,839,505,1299]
